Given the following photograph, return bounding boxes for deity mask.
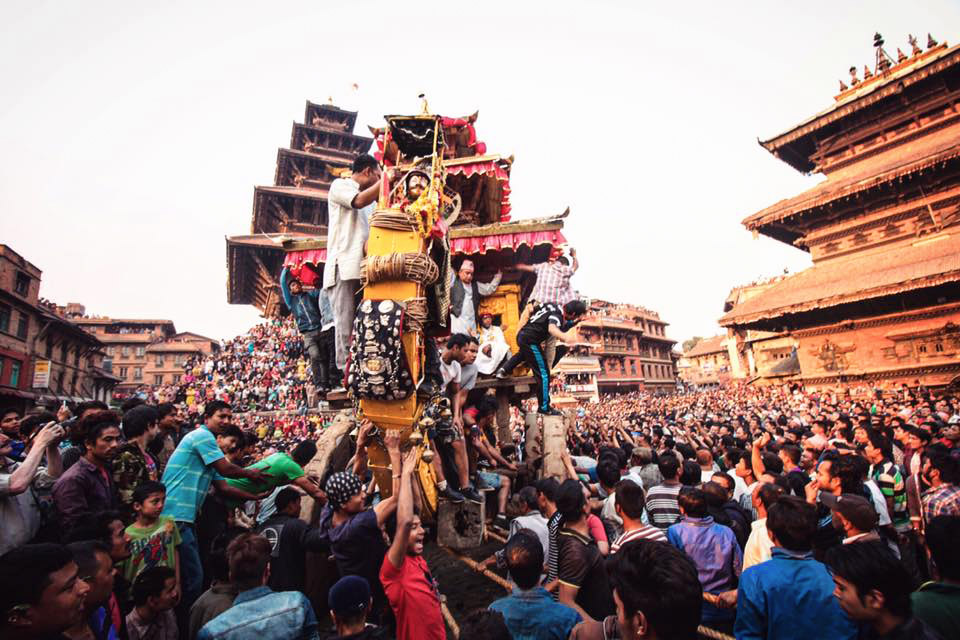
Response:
[406,172,429,200]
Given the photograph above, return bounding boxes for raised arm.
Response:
[514,263,536,274]
[477,271,502,296]
[569,247,579,273]
[7,423,63,495]
[373,430,403,526]
[279,267,293,309]
[352,181,381,209]
[385,447,419,569]
[750,432,769,480]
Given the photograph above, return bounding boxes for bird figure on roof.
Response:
[908,34,922,56]
[849,66,860,85]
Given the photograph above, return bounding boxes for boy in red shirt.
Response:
[379,442,445,640]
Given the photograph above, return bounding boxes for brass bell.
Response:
[409,430,424,445]
[419,416,435,429]
[439,408,453,419]
[421,447,435,463]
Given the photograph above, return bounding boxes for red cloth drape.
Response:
[450,230,566,255]
[283,249,327,287]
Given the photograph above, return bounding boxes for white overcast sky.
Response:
[2,1,959,345]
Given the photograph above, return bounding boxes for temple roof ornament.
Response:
[874,33,894,73]
[909,34,922,56]
[831,33,950,103]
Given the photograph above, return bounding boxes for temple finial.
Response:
[418,93,430,115]
[849,66,860,85]
[927,33,938,49]
[839,79,849,91]
[874,32,893,72]
[908,34,921,56]
[896,47,907,63]
[863,64,873,80]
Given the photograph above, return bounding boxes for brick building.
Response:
[679,335,731,388]
[145,332,219,386]
[566,300,677,394]
[0,246,119,411]
[721,34,960,390]
[73,317,176,398]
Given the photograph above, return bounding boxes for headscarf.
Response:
[325,471,364,510]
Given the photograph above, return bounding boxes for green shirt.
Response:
[225,452,305,507]
[121,515,181,583]
[911,582,960,640]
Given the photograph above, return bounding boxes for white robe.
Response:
[475,325,511,374]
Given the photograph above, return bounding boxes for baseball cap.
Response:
[328,575,371,614]
[820,493,878,532]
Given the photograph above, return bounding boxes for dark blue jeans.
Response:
[177,522,203,607]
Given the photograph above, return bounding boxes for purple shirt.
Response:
[53,457,118,530]
[667,515,742,594]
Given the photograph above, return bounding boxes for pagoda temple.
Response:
[227,102,374,313]
[721,34,960,390]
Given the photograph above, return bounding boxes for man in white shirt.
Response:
[475,313,512,375]
[324,154,382,374]
[436,334,483,504]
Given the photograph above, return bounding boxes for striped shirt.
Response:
[610,525,666,553]
[530,262,575,305]
[645,482,682,530]
[161,426,225,523]
[870,460,909,530]
[546,511,563,600]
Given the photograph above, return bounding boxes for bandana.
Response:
[326,471,363,510]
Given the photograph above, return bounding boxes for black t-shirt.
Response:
[518,303,563,344]
[257,513,328,593]
[557,527,616,620]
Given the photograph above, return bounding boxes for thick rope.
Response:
[360,251,438,286]
[440,601,460,638]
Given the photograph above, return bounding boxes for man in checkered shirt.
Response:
[515,247,579,305]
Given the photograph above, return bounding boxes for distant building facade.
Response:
[679,336,731,388]
[564,300,677,395]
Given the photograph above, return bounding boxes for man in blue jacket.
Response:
[735,496,857,640]
[280,267,335,392]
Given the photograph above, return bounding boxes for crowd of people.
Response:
[1,153,959,639]
[2,369,959,640]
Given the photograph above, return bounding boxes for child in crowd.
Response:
[126,566,180,640]
[122,481,181,585]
